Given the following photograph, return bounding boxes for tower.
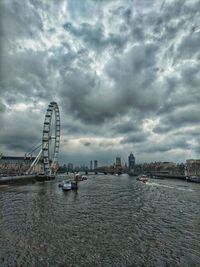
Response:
[116,157,121,168]
[128,153,135,170]
[90,160,93,170]
[94,160,98,169]
[115,157,122,174]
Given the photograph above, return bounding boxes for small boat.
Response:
[137,174,149,183]
[62,181,72,191]
[62,181,78,191]
[71,181,78,190]
[186,176,200,183]
[74,173,83,181]
[81,175,87,180]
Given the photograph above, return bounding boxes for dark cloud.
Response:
[120,133,148,144]
[84,142,91,147]
[63,22,127,51]
[0,0,43,40]
[112,121,140,134]
[0,110,42,153]
[140,138,191,154]
[156,106,200,133]
[153,124,172,134]
[181,63,200,88]
[178,33,200,59]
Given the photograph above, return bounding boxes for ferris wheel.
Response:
[42,102,60,175]
[27,102,60,176]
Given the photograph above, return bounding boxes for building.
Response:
[94,160,98,169]
[67,163,73,172]
[128,153,135,170]
[90,160,92,170]
[142,161,183,175]
[115,157,122,173]
[116,157,121,168]
[185,159,200,177]
[0,156,43,175]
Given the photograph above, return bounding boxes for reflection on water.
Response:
[0,175,200,266]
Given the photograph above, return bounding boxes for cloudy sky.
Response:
[0,0,200,166]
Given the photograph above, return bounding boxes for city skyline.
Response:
[1,0,200,165]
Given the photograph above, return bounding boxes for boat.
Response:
[71,181,78,190]
[60,180,78,191]
[137,174,149,183]
[186,176,200,183]
[74,173,84,181]
[62,181,72,191]
[74,173,87,181]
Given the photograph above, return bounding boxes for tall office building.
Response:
[90,160,93,170]
[67,163,73,172]
[94,160,98,169]
[116,157,122,168]
[128,153,135,170]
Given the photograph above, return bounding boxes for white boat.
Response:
[61,181,78,191]
[74,173,82,181]
[62,182,72,191]
[74,173,87,181]
[137,174,149,183]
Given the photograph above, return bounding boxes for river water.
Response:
[0,174,200,267]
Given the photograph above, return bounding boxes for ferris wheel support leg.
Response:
[27,149,42,174]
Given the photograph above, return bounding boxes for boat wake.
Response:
[146,182,194,192]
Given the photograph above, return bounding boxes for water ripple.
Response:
[0,175,200,266]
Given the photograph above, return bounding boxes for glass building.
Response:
[128,153,135,170]
[94,160,98,169]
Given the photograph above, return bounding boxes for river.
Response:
[0,174,200,266]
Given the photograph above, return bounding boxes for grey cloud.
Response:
[62,122,93,136]
[0,101,6,113]
[63,22,127,51]
[0,113,42,153]
[0,0,43,40]
[153,124,172,134]
[178,33,200,59]
[1,0,200,164]
[141,138,191,154]
[120,133,148,144]
[170,108,200,125]
[181,63,200,88]
[154,105,200,135]
[84,142,91,147]
[112,121,140,134]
